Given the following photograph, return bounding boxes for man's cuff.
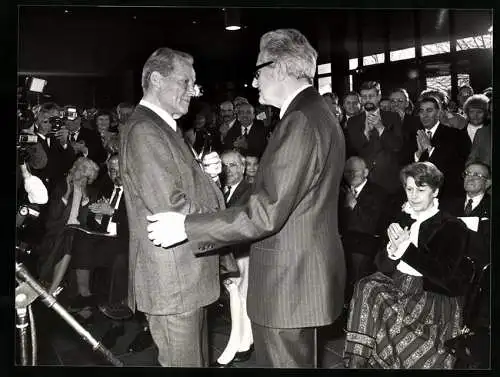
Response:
[427,146,435,157]
[61,197,68,205]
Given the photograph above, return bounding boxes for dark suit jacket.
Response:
[76,127,107,165]
[186,87,346,328]
[223,120,268,157]
[375,211,471,297]
[86,173,128,243]
[345,110,403,194]
[467,125,491,167]
[399,114,421,166]
[218,179,252,279]
[31,136,76,192]
[441,193,490,265]
[119,104,226,314]
[415,123,469,199]
[339,180,388,257]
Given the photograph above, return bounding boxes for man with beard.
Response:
[345,81,403,205]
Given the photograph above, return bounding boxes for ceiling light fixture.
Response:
[224,8,241,31]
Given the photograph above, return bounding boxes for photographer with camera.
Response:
[29,102,77,194]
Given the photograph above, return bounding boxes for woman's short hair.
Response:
[259,29,318,83]
[400,162,444,191]
[463,94,489,116]
[141,47,194,94]
[69,157,100,184]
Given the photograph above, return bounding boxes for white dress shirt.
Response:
[279,84,312,119]
[225,180,242,202]
[351,178,368,198]
[466,123,483,143]
[465,193,485,213]
[139,99,177,132]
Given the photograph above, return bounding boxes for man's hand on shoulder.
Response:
[147,212,187,248]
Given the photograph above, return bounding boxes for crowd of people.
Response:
[16,27,491,369]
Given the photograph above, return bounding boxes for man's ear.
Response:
[433,188,439,198]
[485,178,492,191]
[150,71,163,89]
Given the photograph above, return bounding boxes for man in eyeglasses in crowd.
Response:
[146,28,346,368]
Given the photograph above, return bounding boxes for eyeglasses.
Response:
[462,171,489,180]
[390,99,407,104]
[253,61,274,80]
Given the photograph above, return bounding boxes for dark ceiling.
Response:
[18,6,492,85]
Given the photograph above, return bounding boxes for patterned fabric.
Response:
[343,271,463,369]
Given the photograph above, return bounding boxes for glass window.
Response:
[458,73,471,88]
[456,34,492,51]
[363,53,385,66]
[318,76,332,95]
[349,58,358,70]
[317,63,331,75]
[426,75,451,94]
[390,47,416,62]
[422,41,450,57]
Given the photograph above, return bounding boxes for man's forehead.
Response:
[345,95,359,102]
[390,92,405,99]
[220,103,233,111]
[467,164,487,173]
[360,89,378,95]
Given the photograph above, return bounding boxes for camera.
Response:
[48,115,64,133]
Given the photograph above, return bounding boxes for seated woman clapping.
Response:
[37,157,100,294]
[343,162,471,369]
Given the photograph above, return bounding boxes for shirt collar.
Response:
[467,123,483,129]
[279,84,312,119]
[425,121,440,138]
[351,178,368,194]
[140,99,177,131]
[466,193,485,207]
[242,122,253,131]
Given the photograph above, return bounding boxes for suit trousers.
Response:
[251,322,317,368]
[146,307,209,367]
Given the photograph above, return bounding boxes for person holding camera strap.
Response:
[30,102,77,194]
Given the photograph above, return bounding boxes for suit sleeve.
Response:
[186,112,317,253]
[125,122,216,216]
[401,219,470,296]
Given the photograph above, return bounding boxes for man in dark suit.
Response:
[147,29,346,368]
[339,156,389,303]
[223,102,268,158]
[441,161,491,266]
[414,96,470,200]
[213,150,254,367]
[119,47,226,367]
[389,88,421,166]
[30,102,77,193]
[64,106,107,166]
[345,81,403,200]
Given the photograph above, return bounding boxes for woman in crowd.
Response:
[343,162,471,369]
[244,154,259,184]
[37,157,100,295]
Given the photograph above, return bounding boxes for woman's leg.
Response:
[217,278,243,365]
[49,254,71,294]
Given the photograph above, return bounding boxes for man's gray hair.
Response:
[222,150,246,166]
[141,47,194,94]
[259,29,318,83]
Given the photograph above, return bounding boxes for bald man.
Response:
[339,156,389,302]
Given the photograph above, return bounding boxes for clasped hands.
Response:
[89,197,114,215]
[415,129,432,154]
[386,223,410,259]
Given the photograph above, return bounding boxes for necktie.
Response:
[464,198,473,216]
[426,130,432,140]
[71,133,77,142]
[223,186,231,202]
[242,127,248,137]
[101,186,122,231]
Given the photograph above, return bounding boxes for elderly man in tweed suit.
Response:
[119,47,228,367]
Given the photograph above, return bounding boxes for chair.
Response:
[445,262,491,369]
